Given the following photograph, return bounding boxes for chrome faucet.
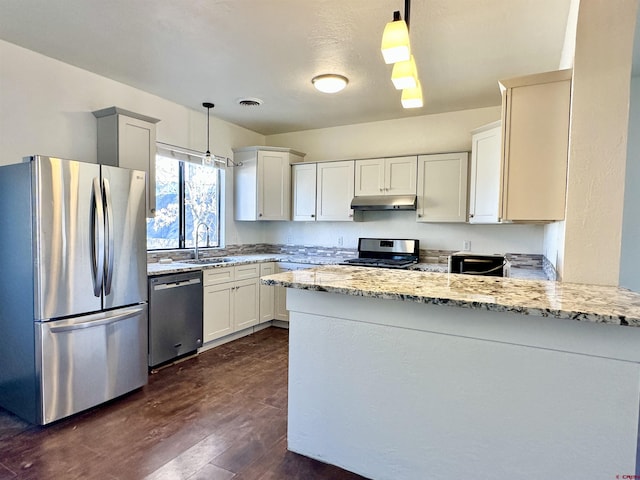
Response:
[194,222,210,260]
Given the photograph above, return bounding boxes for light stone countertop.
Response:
[260,265,640,327]
[148,255,550,280]
[146,254,344,276]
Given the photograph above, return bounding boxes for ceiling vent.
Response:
[237,97,263,107]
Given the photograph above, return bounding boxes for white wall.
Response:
[620,77,640,290]
[0,39,545,255]
[560,0,637,285]
[0,39,266,246]
[265,108,544,254]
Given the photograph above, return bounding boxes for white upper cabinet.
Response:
[233,146,305,221]
[292,163,317,221]
[469,121,502,224]
[93,107,160,218]
[354,156,417,196]
[316,160,356,221]
[417,152,468,223]
[499,69,571,222]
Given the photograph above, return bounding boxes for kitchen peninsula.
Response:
[262,266,640,480]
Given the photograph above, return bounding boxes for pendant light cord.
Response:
[202,102,214,156]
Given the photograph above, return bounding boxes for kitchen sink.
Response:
[184,258,235,265]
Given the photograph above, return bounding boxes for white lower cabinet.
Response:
[203,282,234,342]
[274,263,314,322]
[202,265,259,343]
[259,263,275,323]
[234,278,260,330]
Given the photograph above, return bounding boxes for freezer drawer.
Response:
[36,305,148,425]
[148,272,203,368]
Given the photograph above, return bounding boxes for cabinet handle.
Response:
[348,213,353,218]
[469,214,474,218]
[258,213,263,217]
[311,214,315,218]
[379,188,384,192]
[417,214,422,218]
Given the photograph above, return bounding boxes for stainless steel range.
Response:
[342,238,419,269]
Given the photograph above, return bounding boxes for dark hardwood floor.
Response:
[0,327,367,480]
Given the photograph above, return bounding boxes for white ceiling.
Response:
[0,0,573,135]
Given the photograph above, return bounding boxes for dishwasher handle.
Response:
[153,277,201,291]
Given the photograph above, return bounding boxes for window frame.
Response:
[147,143,223,251]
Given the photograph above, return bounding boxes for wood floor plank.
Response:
[0,327,366,480]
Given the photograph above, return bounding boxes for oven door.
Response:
[449,254,507,277]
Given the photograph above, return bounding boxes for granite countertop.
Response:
[148,255,549,280]
[146,254,343,276]
[260,265,640,327]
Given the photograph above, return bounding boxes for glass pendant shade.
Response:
[391,56,418,90]
[380,20,411,64]
[401,80,424,109]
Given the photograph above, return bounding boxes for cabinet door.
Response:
[259,263,275,323]
[417,153,468,223]
[469,124,502,224]
[501,77,570,221]
[386,156,417,195]
[257,150,290,220]
[234,278,259,331]
[117,116,157,217]
[354,159,385,196]
[293,163,317,221]
[203,282,233,343]
[95,108,159,218]
[316,161,355,221]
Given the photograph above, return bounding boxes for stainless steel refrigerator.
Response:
[0,155,148,425]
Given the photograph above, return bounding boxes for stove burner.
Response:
[341,238,420,269]
[342,257,417,269]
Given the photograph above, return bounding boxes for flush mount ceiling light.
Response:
[312,74,349,94]
[202,102,214,165]
[391,55,418,90]
[401,80,424,109]
[380,10,410,64]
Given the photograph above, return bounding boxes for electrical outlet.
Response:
[462,240,471,251]
[286,234,293,244]
[338,236,344,246]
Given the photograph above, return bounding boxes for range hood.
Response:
[350,195,417,211]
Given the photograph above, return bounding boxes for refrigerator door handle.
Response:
[48,306,145,333]
[103,177,115,295]
[91,177,105,297]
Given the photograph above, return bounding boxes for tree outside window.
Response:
[147,152,221,250]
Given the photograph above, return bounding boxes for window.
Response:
[147,145,222,250]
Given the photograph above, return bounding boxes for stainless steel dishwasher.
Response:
[148,271,203,368]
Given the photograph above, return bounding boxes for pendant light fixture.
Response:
[391,55,418,90]
[380,0,411,64]
[202,102,214,165]
[401,80,423,109]
[380,0,424,109]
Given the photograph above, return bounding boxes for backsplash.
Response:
[148,244,547,270]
